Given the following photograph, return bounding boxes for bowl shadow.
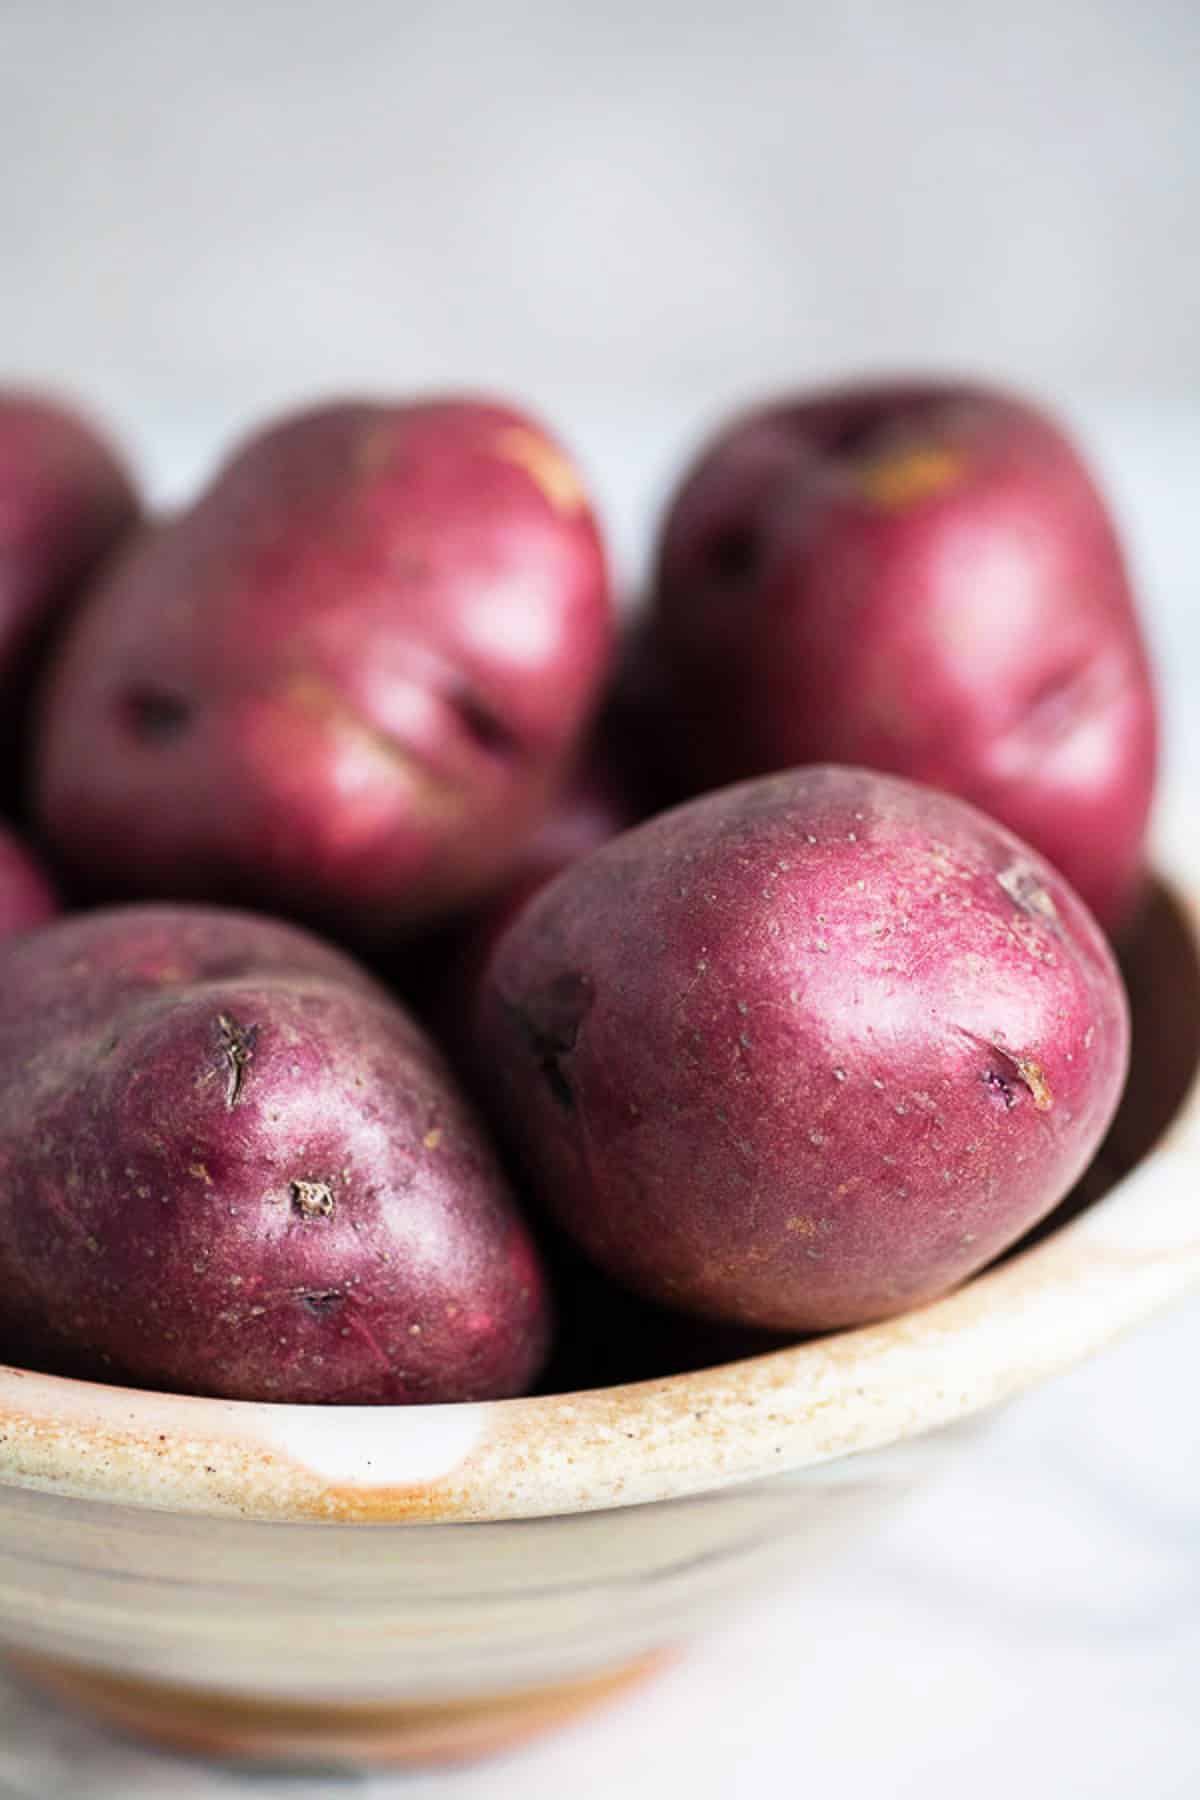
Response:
[1018,875,1200,1248]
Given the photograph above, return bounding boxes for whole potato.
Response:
[651,380,1158,934]
[474,766,1129,1333]
[34,398,613,941]
[0,906,550,1403]
[0,821,57,940]
[0,391,138,791]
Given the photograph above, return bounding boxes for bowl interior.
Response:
[1108,876,1200,1165]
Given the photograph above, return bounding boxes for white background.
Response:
[3,0,1200,492]
[2,3,1199,1794]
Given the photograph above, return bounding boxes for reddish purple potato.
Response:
[0,907,550,1403]
[474,766,1130,1334]
[0,390,138,789]
[0,821,58,940]
[423,714,644,1037]
[394,645,657,1073]
[593,611,681,823]
[651,380,1158,935]
[34,397,614,943]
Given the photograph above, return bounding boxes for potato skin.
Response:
[34,398,613,941]
[0,822,57,940]
[474,766,1129,1333]
[0,391,138,791]
[651,381,1158,934]
[0,907,550,1403]
[0,391,138,689]
[428,717,643,1026]
[392,640,658,1070]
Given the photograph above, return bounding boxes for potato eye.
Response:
[706,525,759,585]
[451,689,521,762]
[120,686,193,743]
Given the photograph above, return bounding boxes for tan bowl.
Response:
[1,850,1197,1769]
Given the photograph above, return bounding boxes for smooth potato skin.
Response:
[652,381,1158,933]
[0,391,138,791]
[0,907,549,1403]
[474,767,1129,1333]
[0,822,57,939]
[34,398,613,940]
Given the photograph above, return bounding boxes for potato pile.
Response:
[0,380,1154,1404]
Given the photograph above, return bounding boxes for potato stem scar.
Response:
[290,1179,336,1220]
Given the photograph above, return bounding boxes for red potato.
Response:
[474,766,1129,1333]
[0,821,57,939]
[0,906,550,1403]
[34,397,613,942]
[0,391,138,790]
[396,643,658,1065]
[428,720,641,1023]
[602,613,686,834]
[651,380,1158,934]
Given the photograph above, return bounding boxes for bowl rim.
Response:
[1,835,1197,1528]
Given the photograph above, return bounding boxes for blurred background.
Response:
[2,4,1199,1796]
[3,1,1199,576]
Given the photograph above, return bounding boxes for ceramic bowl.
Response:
[0,846,1197,1769]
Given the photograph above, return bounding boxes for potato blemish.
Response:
[494,426,587,514]
[855,446,967,511]
[290,1179,336,1221]
[215,1012,257,1108]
